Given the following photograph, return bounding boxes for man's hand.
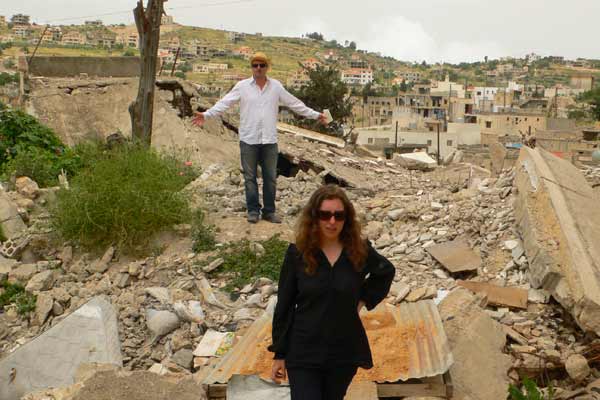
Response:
[318,112,329,125]
[192,111,205,127]
[271,359,287,383]
[357,300,366,314]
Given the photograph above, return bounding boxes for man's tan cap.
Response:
[250,52,270,66]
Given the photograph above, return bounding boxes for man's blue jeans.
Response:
[239,141,278,216]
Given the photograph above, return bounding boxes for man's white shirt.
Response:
[203,77,320,145]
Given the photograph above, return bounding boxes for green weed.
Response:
[209,235,288,292]
[508,377,554,400]
[191,208,216,253]
[0,280,37,315]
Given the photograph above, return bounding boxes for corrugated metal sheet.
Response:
[198,300,453,385]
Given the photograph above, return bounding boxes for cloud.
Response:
[284,15,508,64]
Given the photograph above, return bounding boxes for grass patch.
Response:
[191,208,216,253]
[50,144,199,251]
[0,280,37,315]
[208,235,288,292]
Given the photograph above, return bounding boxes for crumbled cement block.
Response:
[0,296,122,400]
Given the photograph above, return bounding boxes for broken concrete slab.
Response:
[345,381,378,400]
[457,280,528,309]
[278,122,345,148]
[395,152,437,171]
[0,296,122,400]
[426,238,481,274]
[438,288,512,400]
[514,147,600,335]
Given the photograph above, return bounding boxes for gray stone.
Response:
[173,301,205,323]
[233,308,254,322]
[171,349,194,370]
[0,255,18,275]
[144,287,171,304]
[408,249,425,263]
[25,270,55,292]
[0,296,122,400]
[565,354,590,382]
[146,309,180,336]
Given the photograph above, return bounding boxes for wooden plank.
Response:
[457,280,528,309]
[208,384,227,398]
[345,381,378,400]
[377,382,447,398]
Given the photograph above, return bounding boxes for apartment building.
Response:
[11,14,30,25]
[341,68,373,86]
[61,31,86,46]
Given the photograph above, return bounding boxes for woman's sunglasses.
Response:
[318,210,346,221]
[252,63,267,68]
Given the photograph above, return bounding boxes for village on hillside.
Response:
[1,7,600,400]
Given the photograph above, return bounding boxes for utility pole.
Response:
[129,0,166,146]
[437,121,441,165]
[395,121,398,150]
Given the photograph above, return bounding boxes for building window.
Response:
[447,140,453,146]
[368,138,373,144]
[486,121,492,128]
[427,140,432,145]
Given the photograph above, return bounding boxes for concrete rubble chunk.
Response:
[87,246,115,274]
[514,147,600,335]
[438,288,512,400]
[227,374,290,400]
[426,237,481,274]
[35,292,54,325]
[0,187,27,240]
[25,270,55,292]
[0,296,122,400]
[146,309,180,337]
[15,177,40,200]
[8,263,37,283]
[565,354,590,382]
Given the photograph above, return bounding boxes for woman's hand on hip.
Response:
[271,359,287,383]
[357,300,366,314]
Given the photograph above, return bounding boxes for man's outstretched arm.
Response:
[192,84,241,126]
[278,86,328,124]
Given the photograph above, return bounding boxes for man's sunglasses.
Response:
[252,63,267,68]
[318,210,346,221]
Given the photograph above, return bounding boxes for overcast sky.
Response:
[2,0,599,63]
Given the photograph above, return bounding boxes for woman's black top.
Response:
[268,241,395,369]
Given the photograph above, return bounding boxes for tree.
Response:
[290,65,353,134]
[129,0,165,146]
[305,32,324,41]
[581,87,600,120]
[348,41,357,50]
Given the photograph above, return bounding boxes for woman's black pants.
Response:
[287,365,358,400]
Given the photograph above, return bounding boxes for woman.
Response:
[268,184,395,400]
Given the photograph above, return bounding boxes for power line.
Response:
[36,0,256,24]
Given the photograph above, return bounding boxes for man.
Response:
[192,52,327,224]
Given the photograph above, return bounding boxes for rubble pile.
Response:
[2,134,600,399]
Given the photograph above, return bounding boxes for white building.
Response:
[431,75,465,98]
[341,68,373,86]
[472,86,499,111]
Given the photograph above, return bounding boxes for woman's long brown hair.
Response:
[295,184,367,275]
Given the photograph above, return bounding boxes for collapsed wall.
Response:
[514,146,600,334]
[25,77,240,169]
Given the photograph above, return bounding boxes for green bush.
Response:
[0,106,80,187]
[508,378,554,400]
[0,72,18,86]
[191,208,216,253]
[208,235,288,291]
[50,144,199,250]
[0,280,37,315]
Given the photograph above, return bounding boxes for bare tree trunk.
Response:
[129,0,165,146]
